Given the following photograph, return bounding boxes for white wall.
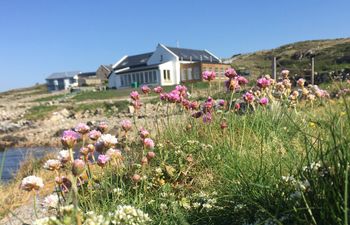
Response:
[159,61,177,86]
[148,44,181,85]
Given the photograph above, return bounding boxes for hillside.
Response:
[228,38,350,79]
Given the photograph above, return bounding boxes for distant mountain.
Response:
[227,38,350,78]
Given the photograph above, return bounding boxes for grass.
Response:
[23,105,59,120]
[34,93,68,102]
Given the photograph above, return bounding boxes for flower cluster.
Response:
[109,205,151,225]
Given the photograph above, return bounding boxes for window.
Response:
[145,72,149,83]
[132,73,136,82]
[152,71,157,82]
[127,74,131,85]
[140,72,144,84]
[163,70,170,81]
[160,55,163,62]
[121,75,124,86]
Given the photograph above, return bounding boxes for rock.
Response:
[0,121,21,134]
[0,135,28,147]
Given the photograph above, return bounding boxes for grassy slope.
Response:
[230,38,350,77]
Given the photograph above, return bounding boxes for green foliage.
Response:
[23,105,58,120]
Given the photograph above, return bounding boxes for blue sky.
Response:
[0,0,349,92]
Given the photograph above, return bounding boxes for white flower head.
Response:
[20,175,44,191]
[98,134,118,147]
[57,150,70,163]
[43,159,61,171]
[41,194,59,210]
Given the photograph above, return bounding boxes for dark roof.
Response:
[46,71,81,80]
[116,64,160,75]
[78,72,96,77]
[114,52,153,70]
[166,46,220,63]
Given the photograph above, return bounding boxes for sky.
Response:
[0,0,350,92]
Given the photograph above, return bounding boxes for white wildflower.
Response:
[20,175,44,191]
[98,134,118,147]
[57,150,70,163]
[109,205,151,225]
[43,159,61,171]
[41,194,59,210]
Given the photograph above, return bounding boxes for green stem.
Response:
[33,192,38,219]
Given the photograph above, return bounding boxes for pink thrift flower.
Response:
[146,151,156,160]
[190,101,200,110]
[259,97,269,106]
[281,69,290,78]
[182,99,190,110]
[225,78,240,92]
[237,76,249,85]
[234,103,241,111]
[132,174,141,183]
[202,71,216,81]
[192,111,203,118]
[143,138,155,149]
[20,175,44,191]
[98,122,109,133]
[153,86,163,94]
[168,90,181,103]
[61,130,80,148]
[160,93,169,101]
[97,154,110,167]
[120,119,132,132]
[130,91,140,101]
[257,77,271,89]
[243,92,255,104]
[75,123,90,135]
[139,128,150,139]
[72,159,85,176]
[225,68,238,78]
[89,130,101,141]
[141,85,151,94]
[297,78,306,87]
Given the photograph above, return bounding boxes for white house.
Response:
[108,44,230,88]
[46,71,81,91]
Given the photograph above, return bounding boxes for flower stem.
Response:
[33,192,38,219]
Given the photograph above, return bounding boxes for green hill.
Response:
[228,38,350,79]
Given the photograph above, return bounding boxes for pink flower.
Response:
[297,78,306,87]
[87,144,95,153]
[143,138,155,149]
[168,90,181,103]
[75,123,90,135]
[257,77,271,89]
[146,151,156,160]
[160,93,169,101]
[202,71,216,81]
[61,130,80,148]
[225,68,238,78]
[130,91,140,101]
[203,96,214,112]
[139,128,150,139]
[141,156,148,166]
[234,103,241,111]
[120,119,132,132]
[217,99,226,107]
[97,154,110,167]
[190,101,200,110]
[132,174,141,183]
[225,78,240,92]
[153,86,163,94]
[237,76,249,85]
[98,122,109,133]
[182,99,190,110]
[72,159,85,176]
[259,97,269,106]
[281,69,290,78]
[80,147,89,156]
[243,92,255,104]
[89,130,101,141]
[220,120,228,130]
[141,85,151,95]
[175,85,187,95]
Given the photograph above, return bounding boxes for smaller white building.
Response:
[46,71,80,91]
[108,44,227,89]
